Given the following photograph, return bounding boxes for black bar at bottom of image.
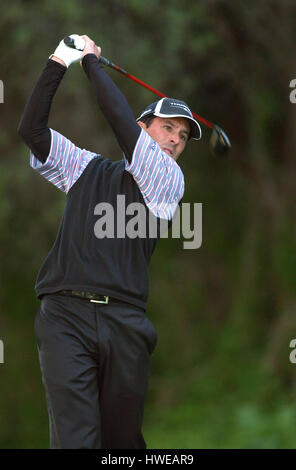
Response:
[0,449,296,466]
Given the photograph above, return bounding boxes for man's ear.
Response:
[137,121,147,130]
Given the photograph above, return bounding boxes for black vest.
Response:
[35,155,164,311]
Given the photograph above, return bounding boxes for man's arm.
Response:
[17,58,67,163]
[80,36,141,163]
[17,39,99,193]
[17,34,85,163]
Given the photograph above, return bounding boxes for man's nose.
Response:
[170,132,179,145]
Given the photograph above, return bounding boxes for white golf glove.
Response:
[49,34,86,68]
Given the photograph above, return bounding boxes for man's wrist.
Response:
[82,53,100,62]
[49,54,67,68]
[81,53,102,73]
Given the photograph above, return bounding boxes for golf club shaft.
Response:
[99,56,214,130]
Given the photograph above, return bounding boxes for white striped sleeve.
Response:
[29,129,98,193]
[124,128,185,220]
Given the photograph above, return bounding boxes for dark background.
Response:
[1,0,296,448]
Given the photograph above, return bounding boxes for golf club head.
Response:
[210,125,231,157]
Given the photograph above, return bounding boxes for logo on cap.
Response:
[169,101,191,115]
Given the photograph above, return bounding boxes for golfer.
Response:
[18,34,201,449]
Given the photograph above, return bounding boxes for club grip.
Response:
[99,56,111,66]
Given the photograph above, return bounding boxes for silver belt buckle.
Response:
[90,296,109,304]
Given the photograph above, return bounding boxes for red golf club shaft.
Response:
[100,57,214,130]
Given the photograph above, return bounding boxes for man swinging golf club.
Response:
[18,34,201,449]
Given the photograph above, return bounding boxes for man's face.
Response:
[138,116,190,161]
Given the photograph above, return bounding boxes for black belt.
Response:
[57,290,111,304]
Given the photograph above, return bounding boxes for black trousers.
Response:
[34,293,157,449]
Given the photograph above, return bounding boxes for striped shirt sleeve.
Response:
[30,128,98,193]
[124,128,185,220]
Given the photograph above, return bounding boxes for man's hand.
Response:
[50,34,85,68]
[81,35,101,61]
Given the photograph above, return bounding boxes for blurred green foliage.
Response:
[1,0,296,449]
